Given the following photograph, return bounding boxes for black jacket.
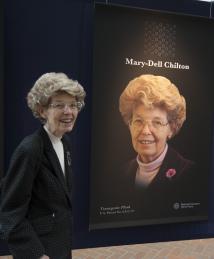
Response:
[0,127,72,259]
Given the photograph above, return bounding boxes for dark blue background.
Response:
[1,0,214,255]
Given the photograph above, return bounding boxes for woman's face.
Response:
[129,104,173,163]
[40,92,79,137]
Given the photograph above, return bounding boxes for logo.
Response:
[173,202,180,210]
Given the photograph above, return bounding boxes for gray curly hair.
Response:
[27,72,86,121]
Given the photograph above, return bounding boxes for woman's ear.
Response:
[167,126,173,140]
[168,122,176,140]
[128,120,132,130]
[167,134,172,140]
[38,105,47,120]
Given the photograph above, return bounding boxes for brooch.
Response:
[166,168,176,179]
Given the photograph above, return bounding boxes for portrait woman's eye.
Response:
[152,120,165,129]
[132,119,142,127]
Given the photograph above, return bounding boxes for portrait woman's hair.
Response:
[119,74,186,137]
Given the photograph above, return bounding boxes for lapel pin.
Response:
[66,151,72,166]
[166,168,176,179]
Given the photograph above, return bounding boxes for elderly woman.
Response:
[0,73,85,259]
[118,74,201,222]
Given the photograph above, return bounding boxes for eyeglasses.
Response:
[49,102,82,111]
[130,118,169,131]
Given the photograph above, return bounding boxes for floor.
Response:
[1,238,214,259]
[72,238,214,259]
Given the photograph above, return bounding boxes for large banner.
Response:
[90,4,214,229]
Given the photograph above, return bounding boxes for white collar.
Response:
[43,125,62,144]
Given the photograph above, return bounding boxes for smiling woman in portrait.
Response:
[118,74,201,221]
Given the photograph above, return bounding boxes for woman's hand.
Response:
[39,255,50,259]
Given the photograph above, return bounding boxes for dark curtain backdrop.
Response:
[1,0,214,255]
[0,0,4,179]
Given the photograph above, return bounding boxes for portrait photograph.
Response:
[89,4,214,230]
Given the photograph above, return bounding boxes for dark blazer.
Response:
[0,127,72,259]
[116,146,208,226]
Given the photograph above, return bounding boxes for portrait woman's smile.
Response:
[129,105,172,163]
